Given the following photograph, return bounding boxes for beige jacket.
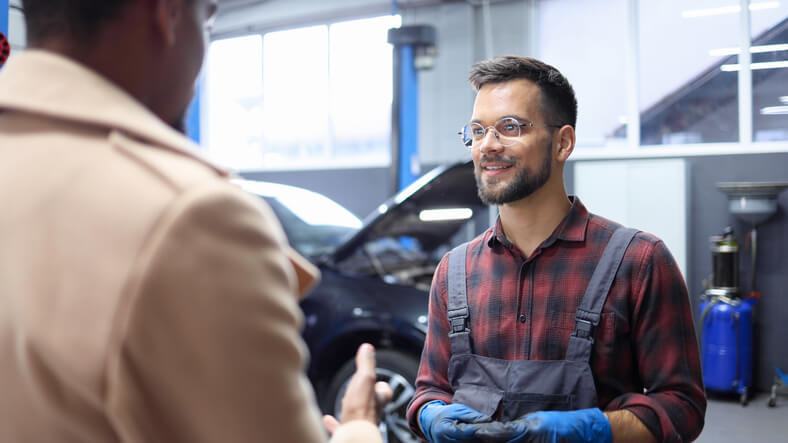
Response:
[0,50,381,443]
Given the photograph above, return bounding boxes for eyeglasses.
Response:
[458,117,561,149]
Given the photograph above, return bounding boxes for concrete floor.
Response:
[696,392,788,442]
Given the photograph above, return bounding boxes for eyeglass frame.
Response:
[458,117,563,149]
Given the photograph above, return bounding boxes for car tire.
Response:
[323,349,421,443]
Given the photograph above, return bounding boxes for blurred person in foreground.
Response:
[405,56,705,443]
[0,0,390,441]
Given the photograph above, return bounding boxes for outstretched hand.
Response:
[322,344,393,435]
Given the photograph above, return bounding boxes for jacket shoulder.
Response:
[108,130,230,193]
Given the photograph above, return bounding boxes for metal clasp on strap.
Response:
[448,307,470,334]
[572,318,594,340]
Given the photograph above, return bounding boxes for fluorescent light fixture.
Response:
[780,96,788,103]
[720,60,788,71]
[709,43,788,57]
[682,1,779,18]
[760,105,788,115]
[418,208,473,222]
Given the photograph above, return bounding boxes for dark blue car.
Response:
[236,161,485,443]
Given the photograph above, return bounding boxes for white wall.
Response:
[574,158,688,277]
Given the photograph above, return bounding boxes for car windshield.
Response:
[235,180,362,257]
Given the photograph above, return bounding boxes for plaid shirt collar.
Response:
[487,195,590,252]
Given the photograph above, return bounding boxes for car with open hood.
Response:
[235,160,486,443]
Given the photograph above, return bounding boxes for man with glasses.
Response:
[0,1,389,442]
[406,56,705,443]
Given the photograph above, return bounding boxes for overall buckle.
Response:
[448,307,469,334]
[573,318,594,340]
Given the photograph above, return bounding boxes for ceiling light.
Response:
[720,60,788,71]
[760,105,788,115]
[779,96,788,103]
[418,208,473,222]
[709,43,788,57]
[682,1,779,18]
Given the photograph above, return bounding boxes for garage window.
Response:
[204,15,400,171]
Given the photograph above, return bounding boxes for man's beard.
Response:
[474,144,552,205]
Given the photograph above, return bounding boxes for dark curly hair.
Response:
[469,55,578,129]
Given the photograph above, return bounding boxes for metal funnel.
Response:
[716,182,788,226]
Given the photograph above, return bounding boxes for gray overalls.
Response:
[446,227,637,422]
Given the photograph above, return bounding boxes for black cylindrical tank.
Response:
[710,227,739,290]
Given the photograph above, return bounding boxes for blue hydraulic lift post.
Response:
[185,75,202,144]
[0,0,8,71]
[1,0,9,48]
[388,24,435,192]
[397,43,418,191]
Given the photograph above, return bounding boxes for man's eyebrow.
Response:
[470,115,533,124]
[506,114,533,123]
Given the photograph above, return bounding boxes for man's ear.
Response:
[554,125,575,163]
[152,0,182,46]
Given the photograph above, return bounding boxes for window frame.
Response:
[549,0,788,158]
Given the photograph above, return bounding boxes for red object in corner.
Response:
[748,291,761,299]
[0,31,10,66]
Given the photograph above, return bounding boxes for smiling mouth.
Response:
[480,162,514,176]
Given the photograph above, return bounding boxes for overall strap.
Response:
[566,227,638,362]
[447,242,472,355]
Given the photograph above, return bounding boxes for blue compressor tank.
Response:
[699,296,757,398]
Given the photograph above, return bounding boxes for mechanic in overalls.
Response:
[405,56,706,443]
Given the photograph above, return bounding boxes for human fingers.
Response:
[458,421,514,442]
[450,404,492,423]
[322,414,340,435]
[339,343,378,424]
[374,381,393,421]
[375,381,393,405]
[432,419,481,442]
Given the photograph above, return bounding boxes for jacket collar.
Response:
[0,50,227,177]
[487,195,590,249]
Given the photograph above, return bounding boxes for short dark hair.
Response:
[469,55,578,128]
[21,0,135,43]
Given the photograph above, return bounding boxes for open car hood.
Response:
[331,160,486,263]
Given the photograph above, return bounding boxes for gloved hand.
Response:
[469,408,612,443]
[418,400,491,443]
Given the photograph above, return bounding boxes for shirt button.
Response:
[519,314,526,323]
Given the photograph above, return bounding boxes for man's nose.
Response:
[478,129,504,153]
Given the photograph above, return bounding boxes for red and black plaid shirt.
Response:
[407,197,705,442]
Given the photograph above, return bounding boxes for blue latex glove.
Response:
[471,408,612,443]
[418,400,491,443]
